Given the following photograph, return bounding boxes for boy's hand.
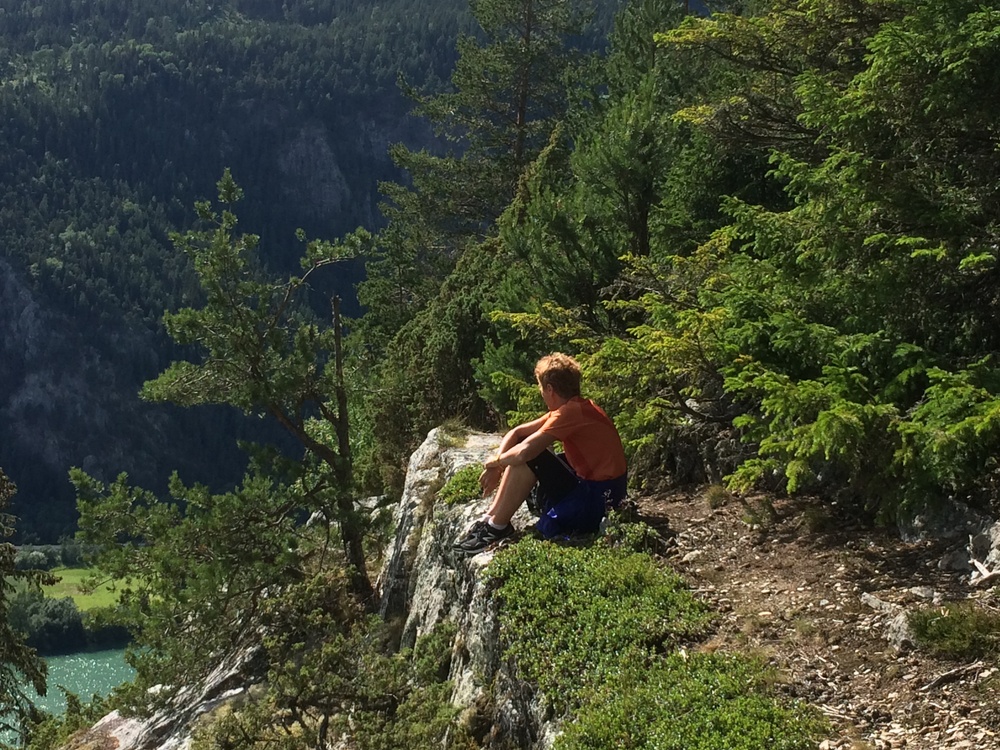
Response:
[479,465,502,496]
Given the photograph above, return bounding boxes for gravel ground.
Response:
[637,491,1000,750]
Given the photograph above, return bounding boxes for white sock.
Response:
[487,519,508,530]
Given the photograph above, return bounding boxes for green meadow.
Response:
[42,567,122,611]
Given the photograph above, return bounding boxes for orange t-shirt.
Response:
[539,397,627,481]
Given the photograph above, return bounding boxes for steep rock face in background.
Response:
[240,102,437,245]
[0,260,252,540]
[68,427,553,750]
[274,112,437,232]
[278,123,352,221]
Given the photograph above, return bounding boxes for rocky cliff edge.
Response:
[68,427,551,750]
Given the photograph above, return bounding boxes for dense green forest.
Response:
[0,0,635,541]
[0,0,479,540]
[355,0,1000,524]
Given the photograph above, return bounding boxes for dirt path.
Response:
[638,491,1000,750]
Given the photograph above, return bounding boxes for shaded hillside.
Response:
[0,0,628,540]
[0,0,474,540]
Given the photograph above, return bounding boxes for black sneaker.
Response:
[453,520,514,553]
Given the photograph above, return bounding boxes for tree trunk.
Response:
[331,296,375,609]
[513,0,535,167]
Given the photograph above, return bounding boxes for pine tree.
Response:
[358,0,595,349]
[137,171,374,604]
[353,0,601,491]
[0,469,50,744]
[72,173,383,711]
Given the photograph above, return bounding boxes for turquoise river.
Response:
[3,649,132,746]
[30,648,133,715]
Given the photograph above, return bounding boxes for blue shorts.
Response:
[526,450,627,539]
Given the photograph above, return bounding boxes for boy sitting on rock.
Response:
[453,353,627,554]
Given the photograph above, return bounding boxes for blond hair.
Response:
[534,353,582,399]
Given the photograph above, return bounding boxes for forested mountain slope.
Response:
[0,0,474,540]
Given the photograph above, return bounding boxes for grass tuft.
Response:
[909,601,1000,660]
[703,484,732,509]
[438,419,470,449]
[437,465,484,506]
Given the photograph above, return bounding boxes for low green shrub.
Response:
[487,536,715,712]
[438,419,471,449]
[7,588,130,655]
[703,484,732,509]
[83,606,131,650]
[487,532,824,748]
[7,589,87,654]
[25,692,111,750]
[560,652,825,750]
[437,465,484,506]
[909,602,1000,660]
[14,548,58,571]
[192,574,475,750]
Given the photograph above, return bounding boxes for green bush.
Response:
[14,549,55,571]
[7,588,129,655]
[185,568,474,750]
[7,589,87,654]
[487,532,824,748]
[25,691,111,750]
[58,538,96,567]
[437,465,484,506]
[909,602,1000,661]
[560,652,824,750]
[82,607,131,650]
[487,536,715,712]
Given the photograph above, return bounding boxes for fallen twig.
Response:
[918,661,984,692]
[969,558,1000,587]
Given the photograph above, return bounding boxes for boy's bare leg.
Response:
[485,463,537,526]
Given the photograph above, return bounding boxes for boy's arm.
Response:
[486,427,555,470]
[498,414,549,452]
[479,414,552,494]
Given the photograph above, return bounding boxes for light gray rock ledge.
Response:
[376,427,552,749]
[67,427,554,750]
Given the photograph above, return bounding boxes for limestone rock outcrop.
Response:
[65,427,553,750]
[66,647,261,750]
[377,427,554,748]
